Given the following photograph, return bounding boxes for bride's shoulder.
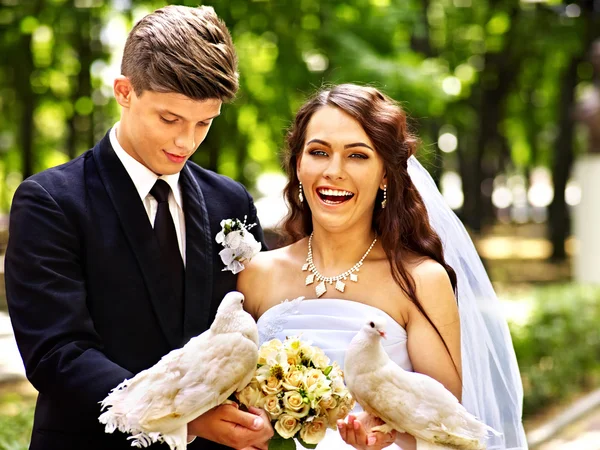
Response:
[407,257,457,316]
[238,239,307,291]
[237,238,308,314]
[243,238,307,274]
[410,257,451,284]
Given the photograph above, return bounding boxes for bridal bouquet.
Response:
[236,337,355,449]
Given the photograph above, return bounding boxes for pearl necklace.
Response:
[302,233,378,298]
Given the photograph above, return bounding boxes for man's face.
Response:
[114,77,222,175]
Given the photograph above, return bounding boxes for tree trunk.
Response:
[548,58,578,260]
[548,4,599,260]
[18,33,35,179]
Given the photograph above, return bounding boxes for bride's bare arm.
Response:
[406,259,462,401]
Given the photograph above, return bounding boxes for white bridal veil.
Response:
[407,156,528,450]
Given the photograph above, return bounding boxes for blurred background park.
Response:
[1,0,600,448]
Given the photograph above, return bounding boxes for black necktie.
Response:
[151,180,185,328]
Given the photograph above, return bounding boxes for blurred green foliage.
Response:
[0,390,34,450]
[510,284,600,417]
[0,0,599,250]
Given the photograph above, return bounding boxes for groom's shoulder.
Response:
[185,160,250,199]
[18,150,92,198]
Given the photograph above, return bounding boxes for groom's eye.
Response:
[160,116,177,124]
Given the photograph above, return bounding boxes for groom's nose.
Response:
[174,126,197,152]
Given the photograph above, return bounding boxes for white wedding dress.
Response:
[257,297,415,450]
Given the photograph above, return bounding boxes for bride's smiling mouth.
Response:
[316,187,355,205]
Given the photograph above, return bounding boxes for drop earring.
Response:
[381,185,387,209]
[299,182,304,203]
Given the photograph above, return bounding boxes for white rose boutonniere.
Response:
[216,216,262,274]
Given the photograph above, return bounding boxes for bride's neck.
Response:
[310,224,377,271]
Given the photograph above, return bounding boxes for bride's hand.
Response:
[337,413,397,449]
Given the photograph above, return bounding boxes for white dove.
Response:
[345,317,497,450]
[99,291,259,450]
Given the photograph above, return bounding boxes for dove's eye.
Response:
[240,298,244,304]
[369,321,375,328]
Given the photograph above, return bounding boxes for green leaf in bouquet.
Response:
[297,436,318,449]
[323,366,333,377]
[268,432,296,450]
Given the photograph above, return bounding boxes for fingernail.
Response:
[368,436,377,446]
[253,417,264,429]
[353,421,360,430]
[337,420,344,429]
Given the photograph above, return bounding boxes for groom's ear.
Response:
[114,76,135,108]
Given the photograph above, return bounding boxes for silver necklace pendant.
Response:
[302,233,377,298]
[315,281,327,298]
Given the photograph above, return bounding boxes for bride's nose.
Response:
[323,154,345,180]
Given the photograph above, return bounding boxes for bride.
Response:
[238,84,527,450]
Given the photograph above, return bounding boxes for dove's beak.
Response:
[378,330,387,339]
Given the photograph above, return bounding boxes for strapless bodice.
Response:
[257,297,412,372]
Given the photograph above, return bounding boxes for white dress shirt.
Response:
[110,123,186,265]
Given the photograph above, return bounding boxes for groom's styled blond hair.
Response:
[121,5,239,101]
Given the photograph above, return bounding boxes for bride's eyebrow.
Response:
[345,142,374,151]
[305,139,374,152]
[306,139,331,148]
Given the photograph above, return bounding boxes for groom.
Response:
[5,5,272,450]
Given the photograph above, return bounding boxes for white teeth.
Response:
[318,188,353,197]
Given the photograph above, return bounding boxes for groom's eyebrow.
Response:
[160,109,221,121]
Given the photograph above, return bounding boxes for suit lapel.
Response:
[180,166,214,341]
[92,134,182,349]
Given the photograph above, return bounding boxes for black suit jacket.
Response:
[5,131,265,450]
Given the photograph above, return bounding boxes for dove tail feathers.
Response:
[126,426,187,450]
[427,423,486,450]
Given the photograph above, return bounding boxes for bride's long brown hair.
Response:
[282,84,458,362]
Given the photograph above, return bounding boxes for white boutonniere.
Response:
[216,216,262,274]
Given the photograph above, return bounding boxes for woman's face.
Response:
[297,105,387,233]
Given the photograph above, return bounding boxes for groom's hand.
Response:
[338,413,398,450]
[188,403,273,449]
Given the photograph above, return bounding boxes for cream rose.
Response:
[331,376,348,396]
[274,414,302,439]
[318,395,337,412]
[262,394,283,419]
[282,368,305,390]
[310,348,330,368]
[258,339,283,365]
[299,417,328,445]
[262,376,283,395]
[305,369,327,389]
[282,391,310,418]
[326,402,353,428]
[237,382,263,408]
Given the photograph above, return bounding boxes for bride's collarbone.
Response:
[259,282,408,329]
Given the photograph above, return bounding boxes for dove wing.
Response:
[355,360,460,436]
[138,332,257,432]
